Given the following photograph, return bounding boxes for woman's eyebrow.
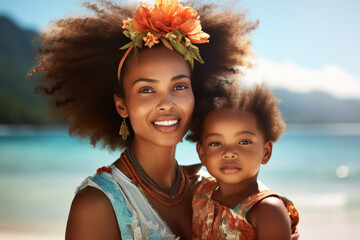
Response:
[132,78,158,86]
[171,74,191,81]
[133,74,190,86]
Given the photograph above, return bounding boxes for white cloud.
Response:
[241,58,360,99]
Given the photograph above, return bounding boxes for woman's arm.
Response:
[252,196,292,240]
[65,187,121,240]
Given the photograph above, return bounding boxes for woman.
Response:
[29,0,288,239]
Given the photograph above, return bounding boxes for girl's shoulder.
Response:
[245,191,299,236]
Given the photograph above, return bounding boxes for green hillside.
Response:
[0,16,58,124]
[274,89,360,123]
[0,16,359,124]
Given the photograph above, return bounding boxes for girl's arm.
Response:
[252,196,292,240]
[65,187,121,240]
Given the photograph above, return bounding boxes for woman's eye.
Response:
[239,140,252,145]
[139,88,154,93]
[209,142,221,146]
[173,84,188,91]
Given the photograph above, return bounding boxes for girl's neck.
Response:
[131,139,177,189]
[212,176,260,209]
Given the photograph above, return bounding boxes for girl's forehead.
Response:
[207,109,252,120]
[204,109,257,130]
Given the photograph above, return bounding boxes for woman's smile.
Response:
[152,118,181,133]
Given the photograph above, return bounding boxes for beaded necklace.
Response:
[120,149,189,207]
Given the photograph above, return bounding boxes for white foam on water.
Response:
[292,192,348,208]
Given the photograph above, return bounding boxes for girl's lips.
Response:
[220,166,241,174]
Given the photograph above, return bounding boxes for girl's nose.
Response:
[222,150,238,160]
[157,93,176,111]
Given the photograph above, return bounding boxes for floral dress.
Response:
[192,178,299,240]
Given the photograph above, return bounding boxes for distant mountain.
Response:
[274,89,360,123]
[0,16,359,124]
[0,15,56,124]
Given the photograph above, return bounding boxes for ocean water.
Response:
[0,124,360,238]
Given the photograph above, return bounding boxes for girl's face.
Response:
[196,109,272,185]
[114,46,194,148]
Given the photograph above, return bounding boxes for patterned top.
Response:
[76,165,179,240]
[192,178,299,240]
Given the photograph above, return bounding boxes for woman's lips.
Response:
[152,119,180,133]
[220,166,241,174]
[153,119,179,126]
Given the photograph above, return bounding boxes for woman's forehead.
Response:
[123,46,191,82]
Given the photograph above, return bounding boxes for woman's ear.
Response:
[196,142,205,166]
[113,94,129,118]
[262,141,273,165]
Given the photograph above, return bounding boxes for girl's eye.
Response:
[209,142,221,147]
[239,140,252,145]
[139,88,154,93]
[173,84,188,91]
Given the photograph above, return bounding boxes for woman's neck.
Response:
[131,139,177,189]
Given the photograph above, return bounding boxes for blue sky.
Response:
[1,0,359,99]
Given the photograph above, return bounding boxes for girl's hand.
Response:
[182,163,202,179]
[291,233,300,240]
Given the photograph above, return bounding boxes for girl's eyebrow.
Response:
[235,131,256,136]
[204,133,222,140]
[132,74,190,86]
[205,131,256,140]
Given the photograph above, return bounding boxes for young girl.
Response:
[29,0,259,239]
[187,82,299,240]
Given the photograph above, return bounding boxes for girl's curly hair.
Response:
[186,81,286,143]
[29,0,258,151]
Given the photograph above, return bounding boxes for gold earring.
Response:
[119,118,130,140]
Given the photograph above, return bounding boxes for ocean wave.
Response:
[291,192,360,209]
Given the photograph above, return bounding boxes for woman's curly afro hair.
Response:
[29,0,258,151]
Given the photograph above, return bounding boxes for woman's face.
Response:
[114,46,194,148]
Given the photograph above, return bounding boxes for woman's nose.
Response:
[157,93,176,111]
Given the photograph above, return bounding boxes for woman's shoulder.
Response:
[66,186,121,239]
[181,163,202,179]
[73,185,112,208]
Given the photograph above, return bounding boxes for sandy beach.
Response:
[0,220,64,240]
[1,205,360,240]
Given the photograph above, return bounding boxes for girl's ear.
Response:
[262,141,273,165]
[113,94,129,118]
[196,142,205,166]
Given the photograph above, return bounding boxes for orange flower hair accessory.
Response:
[118,0,209,79]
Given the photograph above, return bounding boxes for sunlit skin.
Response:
[115,46,194,151]
[113,46,195,239]
[196,108,292,240]
[66,46,196,240]
[197,109,272,206]
[65,47,299,240]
